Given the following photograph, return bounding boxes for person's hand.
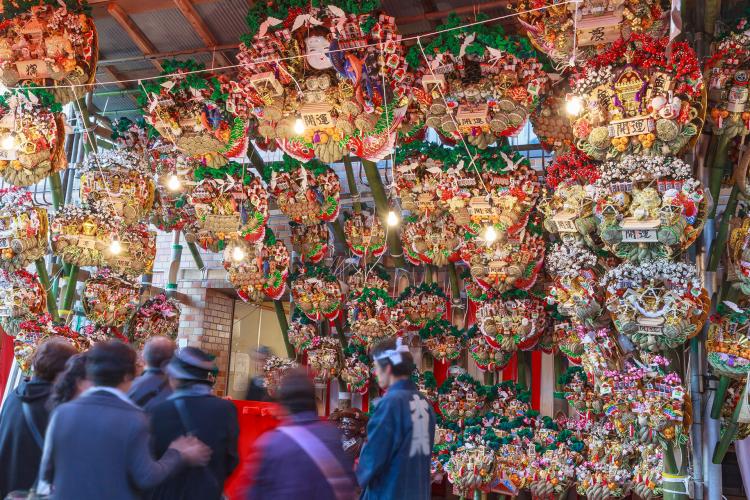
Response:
[169,435,212,466]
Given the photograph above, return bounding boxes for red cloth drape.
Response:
[531,351,542,411]
[0,330,12,398]
[502,353,518,382]
[466,299,477,327]
[433,360,449,386]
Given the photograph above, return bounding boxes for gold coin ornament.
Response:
[291,222,329,264]
[267,157,341,225]
[513,0,667,68]
[290,265,343,322]
[81,268,140,329]
[591,155,707,262]
[236,2,410,163]
[601,260,709,351]
[13,313,88,373]
[0,187,47,272]
[138,59,248,165]
[0,269,46,337]
[128,293,180,348]
[0,1,98,103]
[222,231,290,303]
[0,88,65,186]
[79,150,156,225]
[186,161,269,252]
[407,16,548,149]
[568,35,705,161]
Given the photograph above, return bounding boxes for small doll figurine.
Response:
[329,407,369,461]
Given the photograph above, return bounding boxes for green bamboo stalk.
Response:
[273,299,293,358]
[711,376,732,420]
[59,265,79,318]
[709,183,739,271]
[343,157,362,213]
[34,258,59,322]
[709,134,731,219]
[186,241,206,271]
[331,219,348,255]
[360,159,405,267]
[77,96,98,155]
[713,379,747,464]
[447,262,461,305]
[424,266,433,284]
[49,172,64,211]
[663,440,689,500]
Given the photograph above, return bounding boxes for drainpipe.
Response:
[166,231,183,298]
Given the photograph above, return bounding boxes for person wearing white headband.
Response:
[356,337,435,500]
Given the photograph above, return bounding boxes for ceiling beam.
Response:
[172,0,233,67]
[106,2,164,72]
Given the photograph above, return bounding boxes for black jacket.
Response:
[147,390,240,500]
[0,378,52,497]
[128,368,173,411]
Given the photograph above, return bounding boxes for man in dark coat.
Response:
[244,345,271,401]
[37,340,211,500]
[0,338,77,497]
[147,347,240,500]
[357,338,436,500]
[246,369,357,500]
[128,336,175,410]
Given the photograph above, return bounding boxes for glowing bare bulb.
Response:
[484,225,497,243]
[565,96,583,116]
[386,210,399,227]
[166,174,181,191]
[1,135,15,150]
[232,246,246,262]
[110,239,122,255]
[293,118,305,135]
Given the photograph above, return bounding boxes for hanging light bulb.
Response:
[565,95,583,116]
[484,225,497,243]
[386,210,399,227]
[232,246,246,262]
[166,174,181,192]
[1,134,15,151]
[110,237,122,255]
[293,118,305,135]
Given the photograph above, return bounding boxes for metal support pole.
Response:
[166,231,182,297]
[690,337,705,500]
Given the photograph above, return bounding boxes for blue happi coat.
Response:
[357,379,436,500]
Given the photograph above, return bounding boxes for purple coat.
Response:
[246,411,356,500]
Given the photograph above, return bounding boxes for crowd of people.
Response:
[0,335,436,500]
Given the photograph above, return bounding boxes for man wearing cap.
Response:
[356,337,436,500]
[147,347,240,500]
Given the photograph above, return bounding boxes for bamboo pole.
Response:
[360,159,405,267]
[713,380,746,464]
[273,299,293,358]
[708,133,731,219]
[447,262,461,307]
[59,265,80,318]
[186,241,206,271]
[709,185,739,271]
[343,157,362,214]
[34,258,59,322]
[710,376,731,420]
[49,172,64,211]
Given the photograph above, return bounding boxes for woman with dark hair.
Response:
[48,353,91,410]
[0,337,78,497]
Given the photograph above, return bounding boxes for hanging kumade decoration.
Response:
[529,82,574,152]
[705,20,750,136]
[13,314,87,372]
[401,214,462,267]
[129,293,180,347]
[407,14,548,149]
[418,319,465,362]
[467,327,513,372]
[111,117,150,153]
[347,287,396,347]
[345,265,390,299]
[223,231,290,303]
[592,156,707,261]
[186,161,268,252]
[0,88,65,186]
[288,316,316,353]
[437,372,486,421]
[306,336,342,382]
[150,149,198,232]
[568,35,705,160]
[553,321,584,364]
[344,209,386,260]
[79,150,156,225]
[602,260,709,351]
[237,2,410,163]
[0,188,47,271]
[291,222,329,264]
[475,295,548,352]
[0,1,98,103]
[514,0,667,68]
[397,283,448,328]
[0,269,46,336]
[81,269,140,329]
[263,355,298,397]
[707,302,750,379]
[50,204,111,267]
[103,223,156,277]
[341,340,371,394]
[138,60,248,165]
[267,156,340,225]
[290,265,343,322]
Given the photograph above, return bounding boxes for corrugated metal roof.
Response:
[93,16,143,59]
[195,0,251,45]
[130,8,205,53]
